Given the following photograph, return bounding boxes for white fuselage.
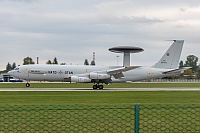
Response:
[9,64,171,83]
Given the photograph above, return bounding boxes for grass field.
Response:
[0,82,199,105]
[1,91,200,105]
[0,82,200,88]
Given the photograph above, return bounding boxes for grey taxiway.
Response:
[0,88,199,91]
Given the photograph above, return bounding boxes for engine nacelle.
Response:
[71,76,91,83]
[90,73,111,80]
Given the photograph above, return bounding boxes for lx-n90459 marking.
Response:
[9,40,189,89]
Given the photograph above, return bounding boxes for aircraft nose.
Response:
[8,70,14,76]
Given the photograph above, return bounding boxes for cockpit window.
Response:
[14,67,19,70]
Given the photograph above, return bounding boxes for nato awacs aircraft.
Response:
[9,40,188,89]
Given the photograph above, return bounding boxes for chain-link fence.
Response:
[0,104,199,132]
[138,104,200,132]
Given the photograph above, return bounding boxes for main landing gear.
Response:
[93,84,104,89]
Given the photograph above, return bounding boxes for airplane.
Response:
[8,40,189,89]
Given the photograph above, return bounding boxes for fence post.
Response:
[135,104,139,133]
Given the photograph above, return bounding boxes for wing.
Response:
[65,66,140,84]
[106,66,140,78]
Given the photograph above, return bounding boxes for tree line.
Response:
[2,57,95,72]
[179,55,200,79]
[21,57,95,66]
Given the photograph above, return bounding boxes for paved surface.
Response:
[0,88,200,91]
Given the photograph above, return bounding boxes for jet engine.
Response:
[71,76,91,83]
[89,73,111,80]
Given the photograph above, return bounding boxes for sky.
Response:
[0,0,200,70]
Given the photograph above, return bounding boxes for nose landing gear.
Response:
[26,83,30,87]
[26,81,30,87]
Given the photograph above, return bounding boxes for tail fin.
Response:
[153,40,184,69]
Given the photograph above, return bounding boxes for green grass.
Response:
[0,82,199,105]
[0,91,200,105]
[1,82,200,132]
[0,82,200,88]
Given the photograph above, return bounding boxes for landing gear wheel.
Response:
[93,84,104,89]
[26,83,30,87]
[93,85,98,89]
[99,85,104,89]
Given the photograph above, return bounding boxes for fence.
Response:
[0,104,199,132]
[150,79,200,82]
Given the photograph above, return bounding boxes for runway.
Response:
[0,88,200,91]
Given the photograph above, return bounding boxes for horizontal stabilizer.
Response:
[163,67,191,75]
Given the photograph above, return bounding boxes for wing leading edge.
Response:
[106,66,140,78]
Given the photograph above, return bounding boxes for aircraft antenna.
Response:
[93,52,95,62]
[37,57,39,64]
[109,46,144,67]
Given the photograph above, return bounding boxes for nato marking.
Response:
[48,71,73,74]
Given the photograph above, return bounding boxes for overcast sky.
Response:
[0,0,200,70]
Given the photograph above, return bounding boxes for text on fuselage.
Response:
[48,71,73,74]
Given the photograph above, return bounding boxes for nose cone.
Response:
[8,70,11,74]
[8,70,13,76]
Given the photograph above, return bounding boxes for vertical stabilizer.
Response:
[153,40,184,69]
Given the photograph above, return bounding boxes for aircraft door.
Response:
[23,67,30,77]
[147,68,152,77]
